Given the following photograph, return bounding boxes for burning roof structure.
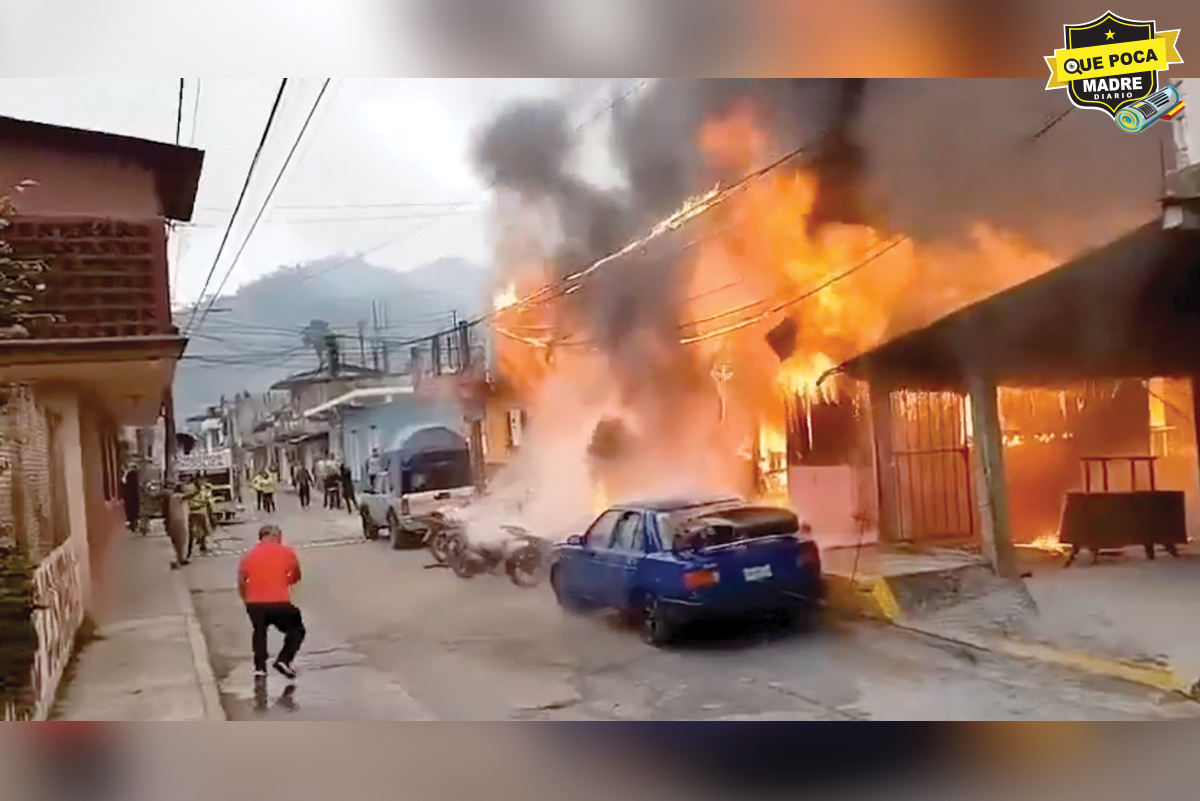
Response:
[468,79,1172,548]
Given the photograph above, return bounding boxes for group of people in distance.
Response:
[292,456,357,514]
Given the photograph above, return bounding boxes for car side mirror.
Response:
[567,535,584,547]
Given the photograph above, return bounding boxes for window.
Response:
[584,510,621,549]
[610,513,644,552]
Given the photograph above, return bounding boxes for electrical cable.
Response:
[175,79,184,145]
[190,79,332,338]
[184,79,289,335]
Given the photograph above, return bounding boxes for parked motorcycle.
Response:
[425,516,458,564]
[443,526,553,588]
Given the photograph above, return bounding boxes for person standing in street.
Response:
[295,464,313,509]
[121,468,140,533]
[366,447,383,493]
[182,478,215,558]
[339,461,356,514]
[251,470,265,512]
[324,460,341,510]
[238,524,305,680]
[260,469,278,514]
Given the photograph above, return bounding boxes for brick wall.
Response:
[0,383,84,720]
[3,216,171,339]
[0,384,54,559]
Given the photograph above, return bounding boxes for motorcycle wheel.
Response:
[446,532,477,578]
[506,545,547,588]
[429,528,453,564]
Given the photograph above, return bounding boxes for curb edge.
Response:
[171,569,227,721]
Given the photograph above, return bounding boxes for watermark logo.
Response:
[1046,11,1184,132]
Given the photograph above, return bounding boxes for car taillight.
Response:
[683,569,720,591]
[797,541,820,570]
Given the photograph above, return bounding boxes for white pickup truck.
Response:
[356,430,477,549]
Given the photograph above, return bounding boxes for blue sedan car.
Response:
[550,496,824,645]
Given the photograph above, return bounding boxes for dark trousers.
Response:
[263,492,276,513]
[343,483,356,513]
[298,484,311,508]
[255,490,264,511]
[246,602,306,672]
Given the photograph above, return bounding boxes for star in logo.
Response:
[1105,30,1115,39]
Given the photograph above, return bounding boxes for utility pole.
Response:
[358,320,367,369]
[371,302,380,371]
[381,300,391,374]
[325,333,341,377]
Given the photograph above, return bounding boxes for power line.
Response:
[191,79,332,338]
[679,236,909,345]
[189,79,202,146]
[358,202,478,258]
[181,208,482,228]
[184,79,289,335]
[196,201,481,213]
[175,79,184,145]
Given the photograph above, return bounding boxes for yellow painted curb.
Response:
[987,637,1194,697]
[825,570,1198,698]
[868,578,902,622]
[824,573,903,623]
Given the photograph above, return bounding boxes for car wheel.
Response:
[361,508,379,541]
[640,595,676,647]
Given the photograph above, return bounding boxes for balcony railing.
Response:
[4,216,173,339]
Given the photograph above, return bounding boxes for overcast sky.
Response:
[0,78,564,304]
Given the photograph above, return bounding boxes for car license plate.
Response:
[743,565,773,582]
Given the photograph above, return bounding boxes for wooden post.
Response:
[1191,377,1200,526]
[968,374,1019,578]
[869,382,900,542]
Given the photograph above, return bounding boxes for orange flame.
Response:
[482,100,1063,539]
[493,282,519,312]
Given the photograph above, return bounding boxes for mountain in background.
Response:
[174,255,489,419]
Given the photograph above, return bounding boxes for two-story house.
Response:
[0,115,202,720]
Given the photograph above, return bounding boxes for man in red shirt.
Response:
[238,524,305,680]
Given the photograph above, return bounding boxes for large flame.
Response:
[481,99,1065,544]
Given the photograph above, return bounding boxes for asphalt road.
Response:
[183,492,1200,721]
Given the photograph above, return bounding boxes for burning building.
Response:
[473,79,1174,550]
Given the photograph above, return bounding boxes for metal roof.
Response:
[837,222,1200,389]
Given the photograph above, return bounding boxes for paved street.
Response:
[183,492,1200,721]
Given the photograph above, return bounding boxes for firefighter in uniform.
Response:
[182,478,216,558]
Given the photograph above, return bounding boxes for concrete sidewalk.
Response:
[824,540,1200,699]
[52,525,224,721]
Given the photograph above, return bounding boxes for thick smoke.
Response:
[473,78,1168,528]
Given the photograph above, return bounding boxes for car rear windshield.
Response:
[664,505,801,551]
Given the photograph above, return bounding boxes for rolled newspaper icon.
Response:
[1116,86,1182,133]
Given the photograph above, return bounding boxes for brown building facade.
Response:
[0,115,202,719]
